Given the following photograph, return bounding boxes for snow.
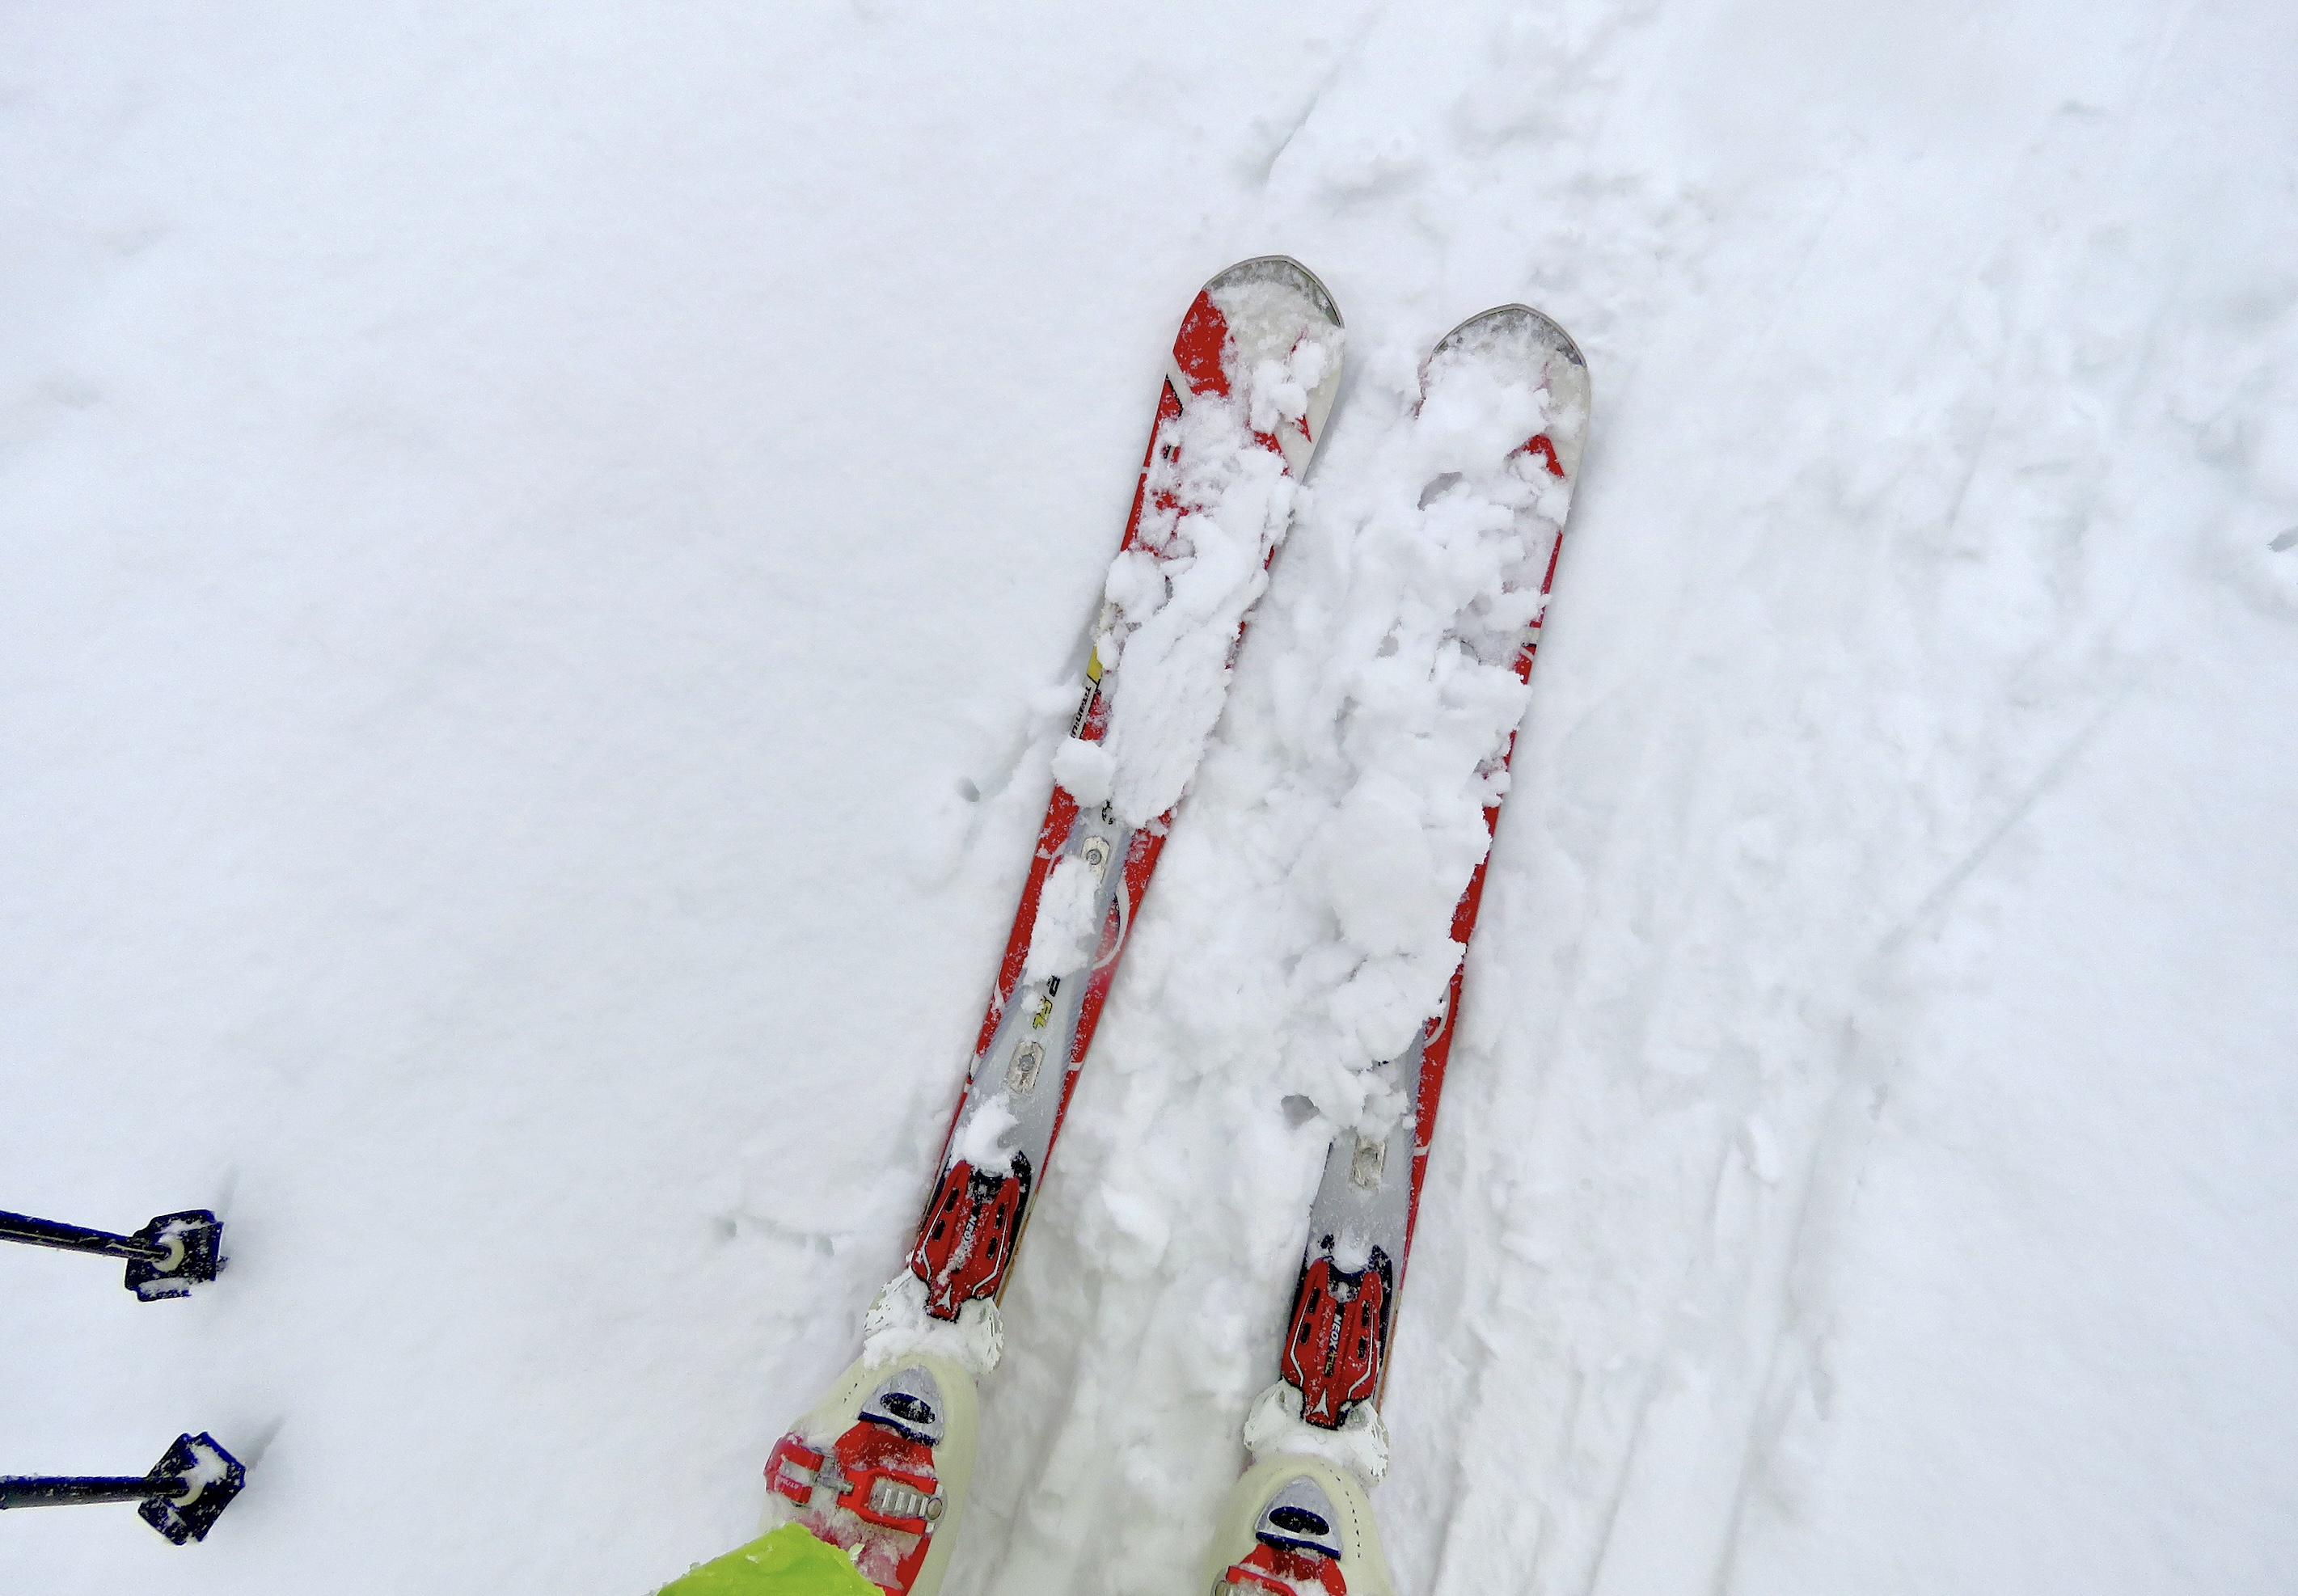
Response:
[862,1277,1003,1384]
[168,1436,236,1505]
[946,1098,1021,1179]
[1046,737,1113,810]
[1242,1380,1392,1488]
[1020,853,1100,983]
[1279,323,1582,1087]
[4,3,2296,1594]
[1094,278,1337,829]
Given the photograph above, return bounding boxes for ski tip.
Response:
[1426,303,1591,424]
[1431,303,1586,374]
[1203,255,1344,330]
[139,1432,247,1546]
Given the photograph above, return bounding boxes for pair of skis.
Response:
[661,260,1590,1596]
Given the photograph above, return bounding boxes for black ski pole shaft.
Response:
[0,1207,225,1299]
[0,1433,246,1544]
[0,1474,187,1509]
[0,1210,171,1263]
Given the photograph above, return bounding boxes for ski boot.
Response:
[1205,1453,1395,1596]
[657,1269,993,1596]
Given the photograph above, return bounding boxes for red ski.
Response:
[1205,304,1592,1596]
[660,257,1345,1596]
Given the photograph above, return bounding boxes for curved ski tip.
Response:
[1432,303,1586,373]
[1204,255,1345,329]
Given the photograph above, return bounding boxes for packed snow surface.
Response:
[6,4,2297,1595]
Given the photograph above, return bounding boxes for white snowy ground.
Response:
[5,2,2296,1592]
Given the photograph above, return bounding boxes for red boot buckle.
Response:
[764,1433,825,1507]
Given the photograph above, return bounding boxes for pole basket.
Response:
[139,1433,246,1544]
[125,1211,225,1301]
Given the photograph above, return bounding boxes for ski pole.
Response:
[0,1432,247,1543]
[0,1208,224,1300]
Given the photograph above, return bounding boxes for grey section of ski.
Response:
[954,803,1140,1189]
[1300,1041,1428,1275]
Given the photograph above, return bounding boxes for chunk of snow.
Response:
[1242,1379,1390,1486]
[1095,316,1340,828]
[948,1096,1019,1174]
[861,1272,1004,1377]
[1050,736,1113,807]
[1023,852,1103,982]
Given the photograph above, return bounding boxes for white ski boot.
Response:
[1204,1452,1395,1596]
[754,1349,980,1595]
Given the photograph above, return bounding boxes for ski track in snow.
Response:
[6,2,2298,1594]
